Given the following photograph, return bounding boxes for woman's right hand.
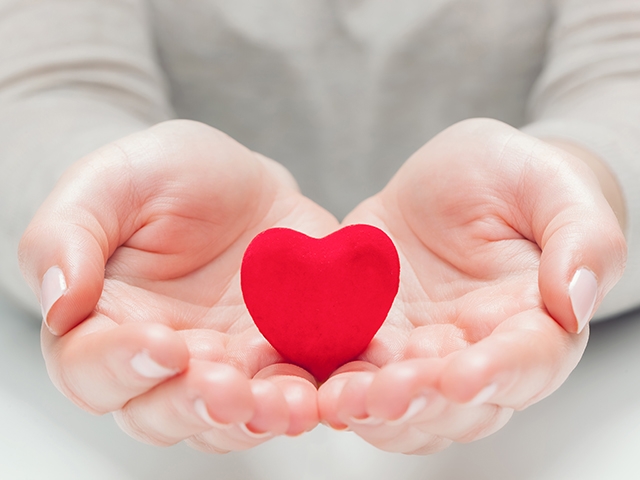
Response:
[19,120,339,452]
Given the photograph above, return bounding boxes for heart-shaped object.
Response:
[240,224,400,382]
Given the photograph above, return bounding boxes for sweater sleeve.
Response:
[0,0,173,317]
[521,0,640,319]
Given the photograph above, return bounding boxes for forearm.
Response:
[523,122,639,321]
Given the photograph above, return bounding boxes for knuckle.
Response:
[406,435,453,455]
[454,405,513,443]
[114,407,177,447]
[184,436,231,454]
[56,366,106,415]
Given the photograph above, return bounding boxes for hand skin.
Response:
[318,118,627,454]
[18,117,627,455]
[18,120,340,452]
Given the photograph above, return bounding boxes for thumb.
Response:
[18,120,272,336]
[18,146,132,336]
[532,143,627,334]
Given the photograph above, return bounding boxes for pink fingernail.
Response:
[194,399,233,429]
[130,351,179,379]
[385,395,428,426]
[41,266,67,331]
[465,383,498,407]
[320,420,350,431]
[348,415,384,426]
[569,268,598,334]
[238,422,272,439]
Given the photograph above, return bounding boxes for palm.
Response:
[345,169,542,368]
[100,173,339,379]
[339,120,593,386]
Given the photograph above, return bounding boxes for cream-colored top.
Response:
[1,0,639,319]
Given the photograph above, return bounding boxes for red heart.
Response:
[240,224,400,382]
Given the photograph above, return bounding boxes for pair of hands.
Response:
[19,118,625,454]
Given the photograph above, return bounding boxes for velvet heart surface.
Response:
[240,224,400,382]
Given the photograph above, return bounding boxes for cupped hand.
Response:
[318,118,626,454]
[19,120,339,452]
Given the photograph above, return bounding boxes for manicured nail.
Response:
[385,395,428,426]
[130,351,179,379]
[465,383,497,407]
[348,415,384,426]
[238,422,272,439]
[320,420,350,431]
[41,266,67,330]
[194,399,233,429]
[569,268,598,334]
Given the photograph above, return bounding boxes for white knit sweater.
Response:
[1,0,639,319]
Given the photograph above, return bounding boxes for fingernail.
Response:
[238,422,272,439]
[130,351,179,379]
[348,415,384,426]
[194,399,233,429]
[385,395,428,426]
[41,266,67,331]
[569,268,598,333]
[465,383,497,407]
[320,420,350,431]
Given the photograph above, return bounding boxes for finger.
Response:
[531,142,627,333]
[336,361,446,429]
[18,120,268,335]
[365,358,444,423]
[411,403,513,444]
[388,119,627,334]
[318,361,379,429]
[332,369,450,454]
[326,363,508,452]
[114,360,253,446]
[43,320,189,414]
[351,360,511,445]
[18,145,148,336]
[438,309,587,410]
[354,424,452,455]
[184,378,290,453]
[243,379,289,437]
[255,363,319,436]
[335,371,381,425]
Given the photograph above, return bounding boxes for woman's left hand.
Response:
[318,118,626,454]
